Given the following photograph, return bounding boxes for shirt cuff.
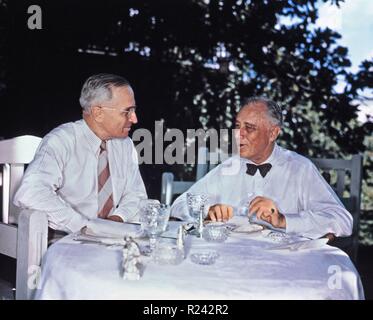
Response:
[282,212,319,239]
[64,212,89,233]
[282,213,301,234]
[110,208,139,223]
[170,203,193,222]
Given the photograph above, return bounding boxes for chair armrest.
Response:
[16,209,48,300]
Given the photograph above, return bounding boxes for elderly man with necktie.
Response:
[170,97,353,239]
[13,73,147,233]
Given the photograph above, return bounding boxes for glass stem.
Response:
[198,207,204,237]
[149,235,157,252]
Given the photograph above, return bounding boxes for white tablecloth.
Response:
[35,225,364,300]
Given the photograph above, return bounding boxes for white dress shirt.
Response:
[13,119,147,233]
[171,144,353,239]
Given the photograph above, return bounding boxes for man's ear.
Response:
[91,106,104,122]
[269,126,281,142]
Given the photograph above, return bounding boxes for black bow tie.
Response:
[246,163,272,178]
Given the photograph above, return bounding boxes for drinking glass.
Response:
[139,200,170,255]
[152,239,184,265]
[186,192,209,236]
[190,250,220,265]
[202,222,228,242]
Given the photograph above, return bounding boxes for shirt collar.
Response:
[81,119,103,154]
[263,143,278,164]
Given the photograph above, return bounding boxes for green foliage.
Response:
[91,0,371,208]
[0,0,371,208]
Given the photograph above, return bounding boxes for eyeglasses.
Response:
[98,105,137,118]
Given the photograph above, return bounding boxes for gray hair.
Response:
[241,96,283,127]
[79,73,131,112]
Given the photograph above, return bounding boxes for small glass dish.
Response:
[190,250,220,265]
[152,242,184,265]
[202,222,228,242]
[266,231,291,243]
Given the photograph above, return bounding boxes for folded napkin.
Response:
[232,223,264,233]
[83,219,142,239]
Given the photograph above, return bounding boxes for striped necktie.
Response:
[97,141,114,218]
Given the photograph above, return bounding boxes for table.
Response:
[35,224,364,300]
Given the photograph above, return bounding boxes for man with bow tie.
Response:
[170,97,352,239]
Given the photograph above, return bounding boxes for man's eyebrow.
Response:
[122,105,137,110]
[243,122,257,127]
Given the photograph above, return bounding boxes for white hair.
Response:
[79,73,131,112]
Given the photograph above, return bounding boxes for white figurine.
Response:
[122,236,141,280]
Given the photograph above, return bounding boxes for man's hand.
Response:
[106,215,124,223]
[207,204,233,222]
[249,196,286,229]
[323,233,335,243]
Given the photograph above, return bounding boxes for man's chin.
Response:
[238,147,247,157]
[119,128,131,138]
[239,150,251,160]
[112,133,129,139]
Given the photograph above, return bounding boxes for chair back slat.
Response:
[336,169,346,198]
[350,154,363,205]
[310,158,353,171]
[196,146,209,181]
[2,164,26,224]
[0,223,18,258]
[0,136,42,224]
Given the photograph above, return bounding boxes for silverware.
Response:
[267,238,329,251]
[73,236,126,246]
[159,235,177,240]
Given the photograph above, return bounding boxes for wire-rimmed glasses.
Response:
[98,105,137,118]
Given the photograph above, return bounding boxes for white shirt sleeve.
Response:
[13,134,88,233]
[283,161,353,239]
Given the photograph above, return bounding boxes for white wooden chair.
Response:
[0,135,48,300]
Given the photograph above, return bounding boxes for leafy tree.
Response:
[91,0,371,205]
[1,0,372,210]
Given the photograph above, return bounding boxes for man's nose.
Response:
[239,127,246,138]
[130,112,138,124]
